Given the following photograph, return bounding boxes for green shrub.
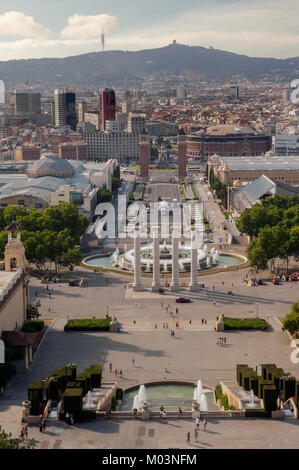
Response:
[245,409,271,418]
[22,321,44,333]
[283,377,296,401]
[250,377,259,397]
[223,317,269,331]
[236,365,249,386]
[64,318,112,332]
[263,385,278,412]
[258,379,273,399]
[111,397,117,411]
[261,364,277,380]
[215,385,222,400]
[63,388,83,419]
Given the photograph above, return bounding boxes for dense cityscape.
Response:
[0,1,298,458]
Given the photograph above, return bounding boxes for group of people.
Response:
[20,424,29,441]
[201,319,208,325]
[104,407,112,419]
[160,406,167,421]
[186,417,208,445]
[217,337,227,346]
[109,363,123,377]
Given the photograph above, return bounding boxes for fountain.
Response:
[194,380,204,404]
[112,248,120,265]
[206,256,211,267]
[245,389,259,408]
[84,390,97,410]
[199,394,208,411]
[132,385,148,411]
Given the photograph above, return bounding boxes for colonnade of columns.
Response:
[133,229,200,292]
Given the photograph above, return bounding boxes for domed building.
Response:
[27,154,75,178]
[187,124,272,159]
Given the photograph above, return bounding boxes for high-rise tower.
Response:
[139,134,150,179]
[99,88,116,131]
[178,130,187,180]
[54,90,77,131]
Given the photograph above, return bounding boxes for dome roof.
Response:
[28,155,74,178]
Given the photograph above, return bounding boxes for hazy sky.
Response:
[0,0,298,60]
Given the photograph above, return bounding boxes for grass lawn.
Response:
[223,317,269,330]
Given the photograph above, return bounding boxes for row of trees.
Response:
[209,168,228,207]
[236,195,299,272]
[0,203,88,272]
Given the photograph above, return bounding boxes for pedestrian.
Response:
[194,428,198,441]
[162,410,167,422]
[20,427,25,442]
[48,307,51,313]
[24,424,28,439]
[119,370,123,377]
[202,318,204,324]
[176,322,179,328]
[203,418,207,430]
[109,363,112,372]
[213,285,215,291]
[178,406,183,418]
[186,431,191,445]
[35,291,38,297]
[42,418,46,431]
[189,320,192,325]
[196,416,200,430]
[39,419,43,433]
[176,308,178,315]
[205,319,207,324]
[213,301,216,307]
[133,320,136,324]
[132,358,135,367]
[155,324,157,329]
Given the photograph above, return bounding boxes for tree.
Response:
[0,425,35,449]
[282,301,299,335]
[112,177,121,193]
[246,238,268,271]
[61,248,82,271]
[97,188,113,204]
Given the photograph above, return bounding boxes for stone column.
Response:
[29,345,33,362]
[133,230,142,291]
[189,230,199,292]
[171,235,180,291]
[152,231,161,292]
[25,346,29,370]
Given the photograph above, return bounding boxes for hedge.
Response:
[63,387,84,419]
[223,317,269,331]
[261,364,277,380]
[283,377,296,401]
[263,385,278,412]
[22,321,44,333]
[64,318,112,332]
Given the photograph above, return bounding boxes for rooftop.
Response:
[222,156,299,171]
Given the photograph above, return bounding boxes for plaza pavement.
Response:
[1,267,299,449]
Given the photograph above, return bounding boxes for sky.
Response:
[0,0,298,61]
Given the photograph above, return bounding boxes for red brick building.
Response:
[58,142,88,161]
[187,124,272,159]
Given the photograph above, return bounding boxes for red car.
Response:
[290,274,298,282]
[272,279,280,285]
[176,298,192,303]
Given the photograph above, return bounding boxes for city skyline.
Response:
[0,0,298,61]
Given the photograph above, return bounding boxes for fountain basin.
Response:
[122,382,217,412]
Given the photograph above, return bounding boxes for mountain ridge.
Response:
[0,43,298,85]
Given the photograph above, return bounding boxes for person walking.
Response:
[115,369,118,376]
[178,406,183,419]
[132,358,135,367]
[186,431,191,445]
[24,424,28,439]
[20,427,25,442]
[39,419,43,433]
[194,428,198,442]
[42,418,46,431]
[196,416,200,430]
[109,363,112,373]
[203,418,207,431]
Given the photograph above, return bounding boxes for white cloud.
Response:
[0,11,51,40]
[61,14,120,40]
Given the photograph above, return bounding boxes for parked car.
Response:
[271,279,280,285]
[204,239,213,243]
[176,298,192,303]
[69,280,80,287]
[290,274,298,282]
[257,279,264,285]
[159,288,165,294]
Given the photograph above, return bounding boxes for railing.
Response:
[96,410,246,420]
